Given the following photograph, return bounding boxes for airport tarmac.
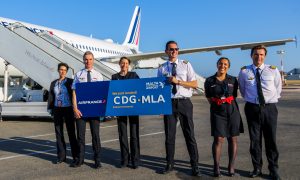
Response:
[0,87,299,180]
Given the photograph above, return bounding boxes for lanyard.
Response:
[58,82,62,95]
[214,74,229,97]
[56,79,66,96]
[222,82,229,97]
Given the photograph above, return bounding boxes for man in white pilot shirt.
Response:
[71,51,103,169]
[238,45,282,180]
[157,40,201,177]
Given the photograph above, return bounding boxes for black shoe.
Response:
[161,164,174,174]
[94,162,102,169]
[120,163,128,168]
[71,158,78,165]
[192,166,202,177]
[270,172,281,180]
[70,160,83,168]
[131,161,140,169]
[70,159,77,167]
[228,172,235,177]
[132,165,139,169]
[56,158,66,164]
[213,171,222,177]
[250,169,262,178]
[228,167,235,177]
[132,162,139,169]
[213,167,222,177]
[214,172,222,178]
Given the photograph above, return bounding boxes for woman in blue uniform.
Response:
[204,57,243,177]
[112,57,140,169]
[48,63,78,165]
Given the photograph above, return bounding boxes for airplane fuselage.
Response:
[0,17,134,60]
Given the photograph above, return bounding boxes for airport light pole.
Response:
[277,50,285,85]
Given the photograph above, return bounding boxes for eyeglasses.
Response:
[59,69,67,71]
[168,48,179,51]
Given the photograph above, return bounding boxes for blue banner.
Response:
[76,77,172,117]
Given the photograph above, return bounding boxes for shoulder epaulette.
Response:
[183,60,189,64]
[269,65,277,69]
[241,66,247,70]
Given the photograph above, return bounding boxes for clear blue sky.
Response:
[1,0,299,77]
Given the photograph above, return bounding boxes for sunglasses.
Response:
[168,48,179,51]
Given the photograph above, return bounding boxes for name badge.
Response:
[57,100,62,107]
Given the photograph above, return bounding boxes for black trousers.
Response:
[164,98,199,167]
[76,117,101,163]
[244,102,279,173]
[53,107,78,160]
[117,116,140,165]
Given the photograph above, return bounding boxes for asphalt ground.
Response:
[0,87,299,180]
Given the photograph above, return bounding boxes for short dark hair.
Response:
[217,57,231,68]
[165,40,178,50]
[119,56,131,64]
[83,51,94,59]
[251,45,267,56]
[57,62,69,71]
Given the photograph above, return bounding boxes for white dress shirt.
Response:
[157,59,196,98]
[72,68,103,89]
[238,63,282,104]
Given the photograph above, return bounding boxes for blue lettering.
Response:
[0,20,46,34]
[2,21,9,27]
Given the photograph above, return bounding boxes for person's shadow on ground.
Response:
[0,137,253,178]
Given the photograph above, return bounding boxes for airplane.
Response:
[0,6,296,88]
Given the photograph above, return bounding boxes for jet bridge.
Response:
[0,23,117,118]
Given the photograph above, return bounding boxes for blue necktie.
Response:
[87,70,91,82]
[171,63,177,95]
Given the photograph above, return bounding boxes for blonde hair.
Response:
[83,51,94,60]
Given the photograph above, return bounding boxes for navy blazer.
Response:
[111,71,139,80]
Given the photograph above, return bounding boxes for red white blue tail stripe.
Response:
[123,6,141,51]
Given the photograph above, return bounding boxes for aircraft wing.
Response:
[102,38,296,63]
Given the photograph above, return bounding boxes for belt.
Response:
[211,96,234,106]
[172,97,190,101]
[246,102,275,106]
